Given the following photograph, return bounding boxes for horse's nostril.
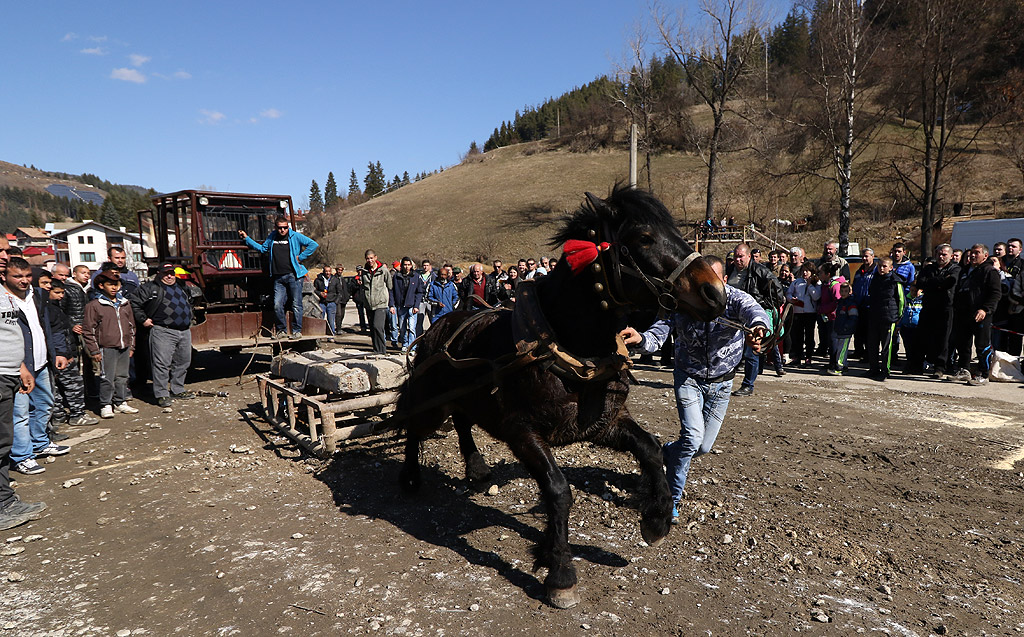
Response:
[700,282,726,311]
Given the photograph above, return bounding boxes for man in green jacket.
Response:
[359,249,392,354]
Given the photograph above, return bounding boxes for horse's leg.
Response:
[452,413,491,483]
[599,414,674,547]
[506,432,579,609]
[399,433,422,493]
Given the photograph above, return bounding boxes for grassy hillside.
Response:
[319,132,1024,268]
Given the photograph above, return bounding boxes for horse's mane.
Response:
[549,185,678,247]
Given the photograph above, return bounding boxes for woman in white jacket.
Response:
[786,263,821,366]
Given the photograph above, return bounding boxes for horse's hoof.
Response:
[548,586,581,609]
[640,521,670,547]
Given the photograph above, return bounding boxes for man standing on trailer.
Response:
[239,217,318,339]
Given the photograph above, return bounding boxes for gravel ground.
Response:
[1,344,1022,636]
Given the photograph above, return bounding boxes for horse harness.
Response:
[581,192,701,316]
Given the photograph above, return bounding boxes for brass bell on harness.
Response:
[594,282,604,293]
[588,229,597,238]
[592,263,601,273]
[599,300,609,310]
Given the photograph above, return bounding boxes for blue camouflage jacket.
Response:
[639,285,769,382]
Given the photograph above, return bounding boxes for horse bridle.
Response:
[584,192,701,314]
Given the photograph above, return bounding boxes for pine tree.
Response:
[401,171,411,186]
[348,169,360,196]
[324,172,338,208]
[364,162,386,196]
[309,180,324,213]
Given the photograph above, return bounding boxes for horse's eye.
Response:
[639,234,656,247]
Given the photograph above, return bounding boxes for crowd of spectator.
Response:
[307,253,558,355]
[757,236,1022,387]
[0,235,198,530]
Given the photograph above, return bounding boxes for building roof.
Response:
[47,221,137,239]
[16,227,49,239]
[22,246,55,256]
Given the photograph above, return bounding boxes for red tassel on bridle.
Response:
[563,239,612,274]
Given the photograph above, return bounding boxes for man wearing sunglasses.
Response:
[239,216,318,339]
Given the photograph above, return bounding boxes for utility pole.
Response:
[629,123,638,188]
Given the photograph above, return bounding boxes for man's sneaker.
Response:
[775,367,787,377]
[1,498,47,520]
[930,368,946,380]
[0,508,31,531]
[670,503,680,525]
[157,396,173,408]
[825,368,842,376]
[68,414,99,426]
[949,369,972,382]
[114,402,139,414]
[290,331,302,340]
[732,386,754,396]
[171,391,196,400]
[50,430,70,442]
[38,442,70,456]
[967,375,989,386]
[13,459,45,475]
[100,405,114,419]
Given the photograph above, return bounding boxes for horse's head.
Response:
[552,186,726,321]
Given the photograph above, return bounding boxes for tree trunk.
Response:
[705,111,723,222]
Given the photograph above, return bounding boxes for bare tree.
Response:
[612,25,658,192]
[790,0,890,256]
[657,0,769,222]
[887,0,998,257]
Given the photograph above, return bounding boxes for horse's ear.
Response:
[584,192,610,215]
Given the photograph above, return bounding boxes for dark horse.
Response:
[396,186,727,608]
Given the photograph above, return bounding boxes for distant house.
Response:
[14,227,50,248]
[48,220,154,273]
[21,245,55,268]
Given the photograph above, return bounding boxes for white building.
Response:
[48,220,155,274]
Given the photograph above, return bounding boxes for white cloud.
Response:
[89,35,108,42]
[129,53,150,67]
[199,109,226,125]
[62,32,77,42]
[260,108,282,119]
[110,68,146,83]
[173,70,191,80]
[80,47,106,56]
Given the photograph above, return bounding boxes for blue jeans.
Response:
[387,310,400,343]
[319,302,337,334]
[662,372,732,502]
[740,344,759,390]
[397,308,419,350]
[273,274,303,333]
[12,366,54,463]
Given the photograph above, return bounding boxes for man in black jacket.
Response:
[313,265,341,335]
[727,243,785,395]
[915,244,960,379]
[949,244,1002,386]
[127,264,194,407]
[389,257,425,352]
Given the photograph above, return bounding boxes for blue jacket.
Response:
[428,279,461,318]
[894,258,916,295]
[639,286,769,382]
[244,230,319,278]
[390,271,426,309]
[900,294,923,328]
[834,297,859,336]
[851,263,876,306]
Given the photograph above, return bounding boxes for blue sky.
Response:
[1,1,790,206]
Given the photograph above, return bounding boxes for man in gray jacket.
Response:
[359,250,392,354]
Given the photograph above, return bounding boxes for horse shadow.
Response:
[242,410,635,601]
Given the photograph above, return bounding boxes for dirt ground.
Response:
[1,337,1023,637]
